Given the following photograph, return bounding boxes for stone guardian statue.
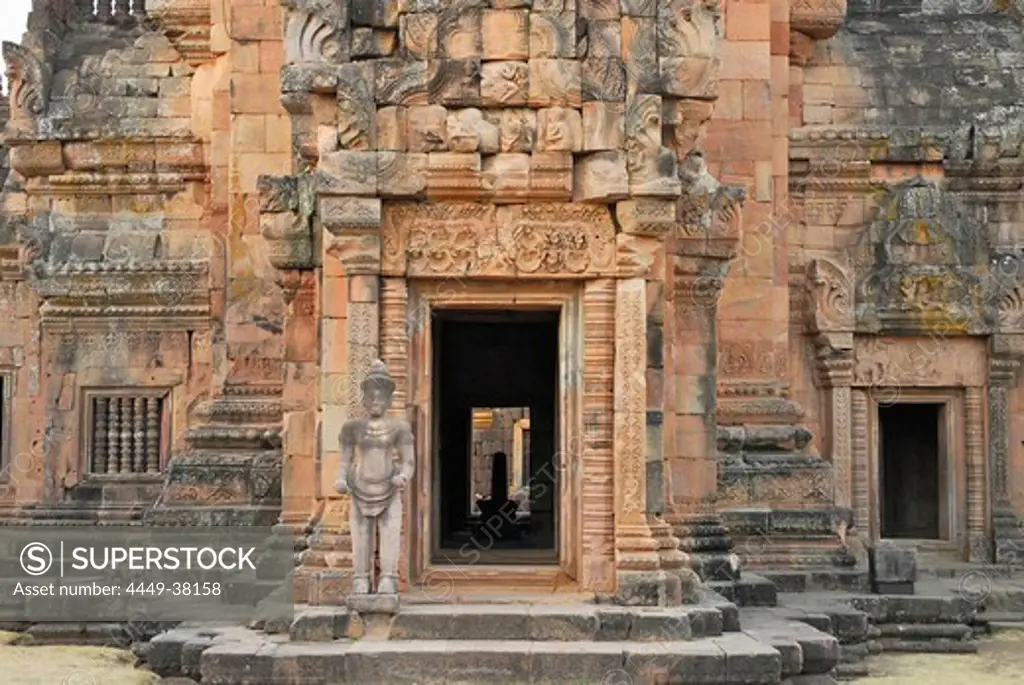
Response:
[335,359,415,595]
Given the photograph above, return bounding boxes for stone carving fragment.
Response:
[3,42,51,118]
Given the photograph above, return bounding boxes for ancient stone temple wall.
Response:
[0,0,286,524]
[2,0,1022,604]
[786,0,1024,563]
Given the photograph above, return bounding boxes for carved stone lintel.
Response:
[381,202,618,278]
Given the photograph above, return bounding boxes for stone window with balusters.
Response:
[83,389,170,476]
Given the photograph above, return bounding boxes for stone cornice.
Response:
[147,0,214,66]
[33,260,211,329]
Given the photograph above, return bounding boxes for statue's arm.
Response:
[336,423,355,492]
[396,423,415,482]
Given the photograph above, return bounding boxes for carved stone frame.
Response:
[864,389,967,554]
[79,386,174,481]
[807,257,990,561]
[401,281,587,591]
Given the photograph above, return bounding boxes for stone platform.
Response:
[143,593,844,685]
[128,566,1024,684]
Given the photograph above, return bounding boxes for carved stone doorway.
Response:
[879,403,945,540]
[404,282,583,592]
[432,310,559,565]
[869,390,967,556]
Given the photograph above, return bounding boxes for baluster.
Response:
[146,397,160,473]
[93,398,108,474]
[107,398,121,473]
[97,0,112,20]
[133,397,145,473]
[113,0,130,19]
[120,397,133,473]
[131,0,146,18]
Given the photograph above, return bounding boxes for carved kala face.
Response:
[362,382,392,418]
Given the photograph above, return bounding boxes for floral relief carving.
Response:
[383,203,617,278]
[807,258,854,333]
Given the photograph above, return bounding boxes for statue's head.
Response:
[360,359,395,418]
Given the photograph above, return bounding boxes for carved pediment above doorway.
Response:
[850,176,992,335]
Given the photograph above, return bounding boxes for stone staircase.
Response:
[143,592,843,684]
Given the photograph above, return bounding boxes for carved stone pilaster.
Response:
[613,277,680,606]
[806,258,856,510]
[988,348,1024,564]
[964,386,988,562]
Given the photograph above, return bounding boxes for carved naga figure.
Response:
[336,360,415,595]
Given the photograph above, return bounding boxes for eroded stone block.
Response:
[376,107,408,151]
[481,61,529,106]
[438,8,483,60]
[428,60,482,106]
[869,541,917,595]
[447,108,500,153]
[318,151,379,196]
[573,150,628,203]
[581,58,626,101]
[528,59,581,107]
[401,14,439,60]
[582,101,625,151]
[378,152,429,198]
[351,28,398,59]
[482,153,531,202]
[376,60,429,106]
[407,105,449,152]
[530,12,577,59]
[351,0,401,28]
[427,152,483,200]
[482,10,530,60]
[530,151,573,200]
[536,107,582,152]
[498,109,537,152]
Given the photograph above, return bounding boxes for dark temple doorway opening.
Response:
[879,403,946,540]
[432,309,559,565]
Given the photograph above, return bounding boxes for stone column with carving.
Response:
[988,346,1024,564]
[614,277,680,605]
[806,259,856,521]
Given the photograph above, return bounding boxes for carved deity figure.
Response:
[336,360,415,595]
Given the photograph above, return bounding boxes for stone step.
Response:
[876,638,979,654]
[844,594,978,625]
[760,569,869,594]
[288,601,730,643]
[875,622,974,640]
[198,632,784,684]
[709,572,778,607]
[740,619,840,678]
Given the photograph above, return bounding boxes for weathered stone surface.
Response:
[574,150,628,202]
[869,541,917,595]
